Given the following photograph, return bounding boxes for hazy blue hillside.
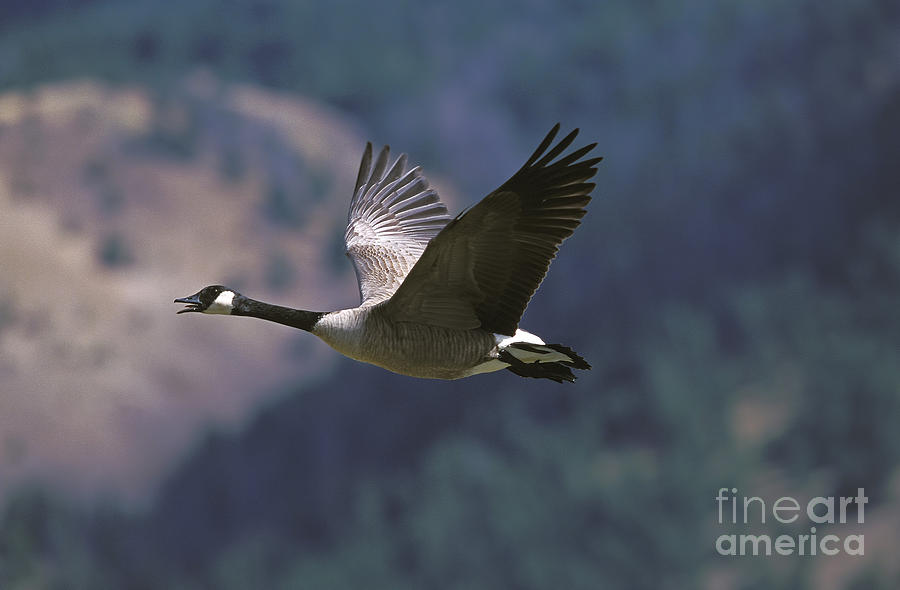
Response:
[1,0,899,588]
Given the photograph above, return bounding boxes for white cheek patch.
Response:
[205,290,235,314]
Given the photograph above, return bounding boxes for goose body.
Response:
[312,306,497,379]
[176,124,601,382]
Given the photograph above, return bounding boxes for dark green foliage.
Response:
[259,139,317,228]
[219,145,246,183]
[81,158,109,184]
[264,250,295,292]
[97,232,134,268]
[139,94,201,160]
[96,187,125,217]
[0,289,14,335]
[260,182,297,226]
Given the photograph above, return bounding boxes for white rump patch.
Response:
[495,328,545,348]
[205,290,235,314]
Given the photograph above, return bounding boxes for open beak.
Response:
[174,293,203,314]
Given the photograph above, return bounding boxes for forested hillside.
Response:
[1,1,898,588]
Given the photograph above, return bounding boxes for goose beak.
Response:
[174,293,202,314]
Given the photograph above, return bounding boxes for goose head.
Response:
[174,285,239,314]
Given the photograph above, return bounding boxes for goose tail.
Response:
[497,334,591,383]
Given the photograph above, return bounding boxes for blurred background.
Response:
[0,0,898,588]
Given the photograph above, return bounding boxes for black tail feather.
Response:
[505,360,576,383]
[498,343,591,383]
[544,344,591,370]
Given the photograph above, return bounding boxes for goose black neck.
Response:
[234,298,324,332]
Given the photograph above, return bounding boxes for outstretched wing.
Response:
[384,124,601,335]
[345,142,452,305]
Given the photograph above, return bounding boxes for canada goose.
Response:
[175,124,600,382]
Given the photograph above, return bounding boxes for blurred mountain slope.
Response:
[0,75,413,504]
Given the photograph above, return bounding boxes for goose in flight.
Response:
[175,124,601,382]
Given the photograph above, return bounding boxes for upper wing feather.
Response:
[383,124,601,335]
[345,142,452,305]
